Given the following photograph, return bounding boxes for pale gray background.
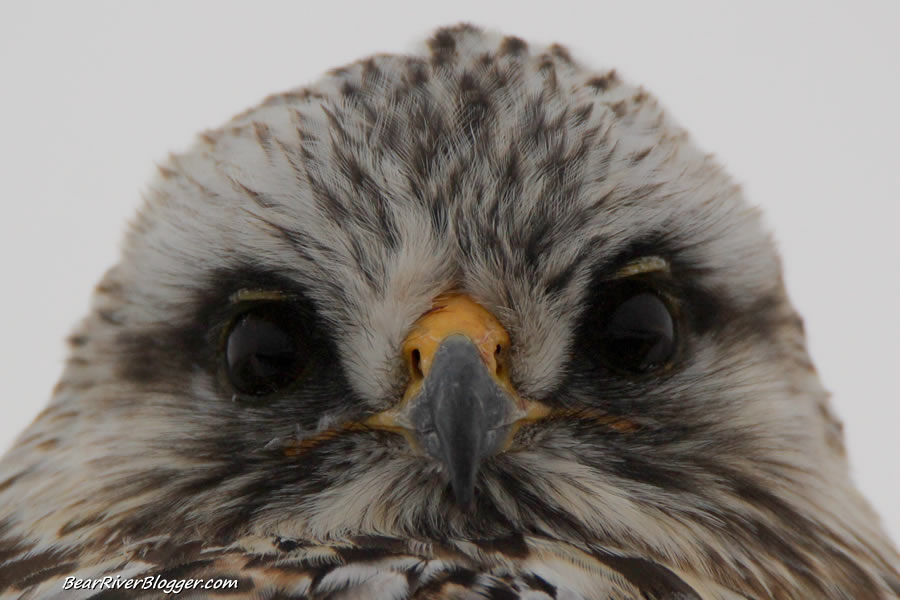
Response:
[1,1,897,540]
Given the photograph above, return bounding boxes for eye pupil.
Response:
[601,291,675,373]
[225,307,308,396]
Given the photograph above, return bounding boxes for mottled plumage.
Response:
[1,24,898,599]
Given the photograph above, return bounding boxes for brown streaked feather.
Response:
[1,533,711,599]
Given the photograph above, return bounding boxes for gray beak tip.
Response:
[410,335,514,510]
[453,486,476,512]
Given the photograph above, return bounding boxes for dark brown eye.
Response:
[599,290,675,373]
[224,305,310,396]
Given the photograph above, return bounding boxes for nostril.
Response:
[411,348,423,378]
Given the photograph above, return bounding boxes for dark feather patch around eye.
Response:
[114,266,332,397]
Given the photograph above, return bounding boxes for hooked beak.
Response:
[359,294,549,509]
[361,294,546,509]
[409,334,512,509]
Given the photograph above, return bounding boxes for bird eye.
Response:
[224,305,310,396]
[598,287,676,374]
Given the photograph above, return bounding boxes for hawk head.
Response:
[1,24,897,598]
